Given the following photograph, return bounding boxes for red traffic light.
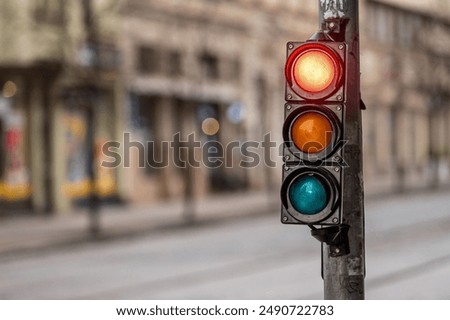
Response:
[285,43,344,100]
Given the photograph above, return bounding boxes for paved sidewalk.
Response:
[0,192,278,258]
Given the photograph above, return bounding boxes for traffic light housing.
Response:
[285,42,345,102]
[281,40,346,226]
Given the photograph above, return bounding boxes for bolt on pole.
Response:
[319,0,365,299]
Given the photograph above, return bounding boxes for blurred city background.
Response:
[0,0,449,299]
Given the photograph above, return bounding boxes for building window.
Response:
[34,0,65,25]
[375,6,388,41]
[199,52,219,80]
[228,58,241,80]
[233,59,241,77]
[137,46,162,75]
[167,50,182,77]
[135,95,162,175]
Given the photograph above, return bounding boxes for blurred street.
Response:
[0,189,449,300]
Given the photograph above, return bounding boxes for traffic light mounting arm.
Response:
[310,224,350,257]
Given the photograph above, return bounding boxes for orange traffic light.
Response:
[283,106,341,162]
[291,112,333,154]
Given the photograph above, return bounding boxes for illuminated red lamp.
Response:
[285,43,343,100]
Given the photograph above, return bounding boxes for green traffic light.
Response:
[289,175,328,215]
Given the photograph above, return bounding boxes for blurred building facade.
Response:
[119,0,295,203]
[362,0,450,192]
[0,0,123,214]
[119,0,450,205]
[0,0,449,214]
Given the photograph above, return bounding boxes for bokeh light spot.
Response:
[3,81,17,98]
[201,118,220,136]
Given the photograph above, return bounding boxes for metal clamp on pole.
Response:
[310,225,350,257]
[324,18,349,42]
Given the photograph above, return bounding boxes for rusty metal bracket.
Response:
[310,224,350,257]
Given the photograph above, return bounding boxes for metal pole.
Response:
[183,144,195,223]
[83,0,101,236]
[319,0,365,299]
[87,105,100,235]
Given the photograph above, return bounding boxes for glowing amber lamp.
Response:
[293,50,335,93]
[291,113,333,153]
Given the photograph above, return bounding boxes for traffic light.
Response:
[281,39,346,226]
